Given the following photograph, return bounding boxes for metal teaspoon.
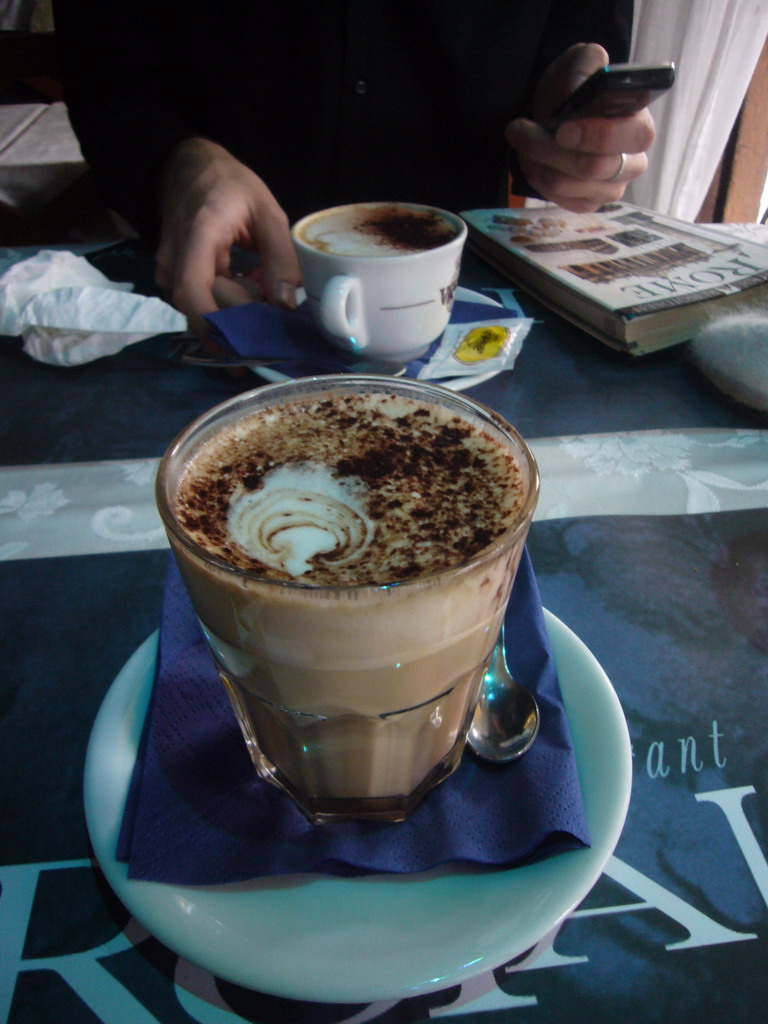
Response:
[468,626,540,763]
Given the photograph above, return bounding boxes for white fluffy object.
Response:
[689,310,768,414]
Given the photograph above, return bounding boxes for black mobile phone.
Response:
[544,61,675,132]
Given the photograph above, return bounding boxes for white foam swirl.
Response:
[228,462,375,577]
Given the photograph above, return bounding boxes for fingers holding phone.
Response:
[547,55,672,165]
[544,59,675,131]
[506,43,673,212]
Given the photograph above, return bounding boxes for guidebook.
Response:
[461,202,768,355]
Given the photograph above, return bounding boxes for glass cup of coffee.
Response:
[156,375,539,823]
[292,202,467,364]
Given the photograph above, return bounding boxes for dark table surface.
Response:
[1,240,767,1024]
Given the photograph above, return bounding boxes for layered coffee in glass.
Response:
[156,375,539,823]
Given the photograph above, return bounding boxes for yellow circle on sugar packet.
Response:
[454,325,511,364]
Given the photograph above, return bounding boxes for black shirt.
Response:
[52,0,632,238]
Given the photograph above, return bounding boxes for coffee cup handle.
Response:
[320,275,368,352]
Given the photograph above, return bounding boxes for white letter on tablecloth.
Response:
[0,861,160,1024]
[601,855,756,950]
[696,786,768,908]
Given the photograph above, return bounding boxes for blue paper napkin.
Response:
[117,551,590,884]
[205,298,518,379]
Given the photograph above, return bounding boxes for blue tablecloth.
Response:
[2,241,767,1023]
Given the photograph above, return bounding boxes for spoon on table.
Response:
[468,627,540,763]
[171,334,407,375]
[170,335,289,369]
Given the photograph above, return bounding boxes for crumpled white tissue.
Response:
[0,249,187,366]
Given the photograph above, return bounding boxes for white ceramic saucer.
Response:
[84,610,631,1005]
[253,287,504,392]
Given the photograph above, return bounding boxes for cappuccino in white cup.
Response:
[292,202,467,363]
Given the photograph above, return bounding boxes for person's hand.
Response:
[505,43,656,212]
[155,138,301,340]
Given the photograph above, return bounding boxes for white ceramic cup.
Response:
[292,202,467,363]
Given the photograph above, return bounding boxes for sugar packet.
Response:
[417,316,532,380]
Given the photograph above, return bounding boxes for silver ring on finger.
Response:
[605,152,627,182]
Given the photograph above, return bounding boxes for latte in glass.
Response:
[156,376,538,822]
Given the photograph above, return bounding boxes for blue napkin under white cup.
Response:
[205,297,528,380]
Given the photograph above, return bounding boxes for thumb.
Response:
[563,42,610,93]
[534,42,609,121]
[258,227,302,310]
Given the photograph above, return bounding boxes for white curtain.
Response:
[0,0,53,31]
[625,0,768,222]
